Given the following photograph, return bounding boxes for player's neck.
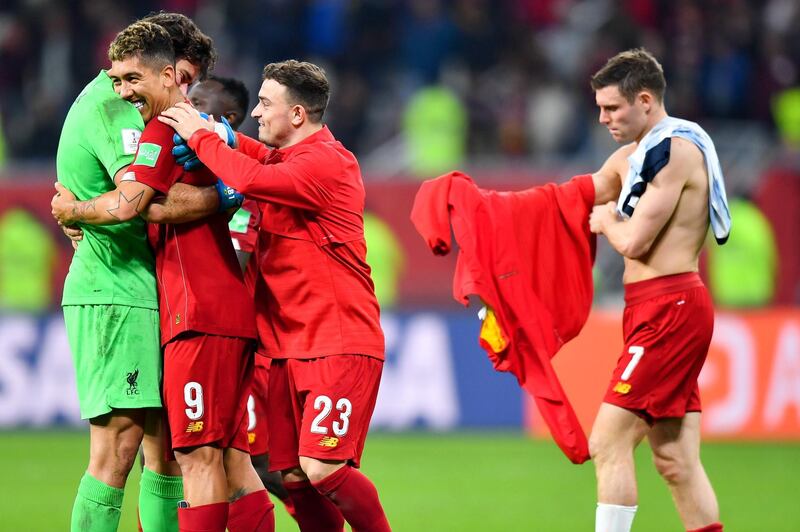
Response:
[279,122,324,150]
[635,107,668,143]
[149,89,185,123]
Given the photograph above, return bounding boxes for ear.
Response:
[290,104,306,127]
[224,111,240,127]
[638,90,654,112]
[161,64,177,87]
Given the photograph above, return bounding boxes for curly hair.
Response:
[141,12,217,80]
[590,48,666,103]
[262,60,330,122]
[107,21,174,70]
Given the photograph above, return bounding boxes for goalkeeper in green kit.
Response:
[54,13,235,532]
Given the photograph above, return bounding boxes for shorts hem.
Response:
[81,399,163,420]
[602,399,702,424]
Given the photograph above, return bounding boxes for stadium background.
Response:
[1,0,799,530]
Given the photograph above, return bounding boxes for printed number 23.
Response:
[310,395,352,437]
[621,346,645,381]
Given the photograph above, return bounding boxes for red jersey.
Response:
[187,126,384,360]
[411,172,596,464]
[130,117,256,344]
[229,198,262,295]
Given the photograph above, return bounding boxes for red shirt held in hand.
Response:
[130,118,256,344]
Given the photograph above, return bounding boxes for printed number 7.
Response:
[621,346,644,381]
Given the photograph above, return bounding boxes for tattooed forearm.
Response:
[71,199,97,222]
[106,189,146,220]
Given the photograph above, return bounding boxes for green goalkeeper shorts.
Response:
[63,304,162,420]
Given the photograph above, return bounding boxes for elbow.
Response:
[115,204,142,223]
[620,237,652,259]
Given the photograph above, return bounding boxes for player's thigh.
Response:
[589,402,650,458]
[64,304,162,419]
[647,412,702,471]
[293,355,382,466]
[141,408,181,475]
[163,334,251,450]
[88,409,147,464]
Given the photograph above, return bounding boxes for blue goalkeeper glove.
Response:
[215,178,244,212]
[172,114,236,171]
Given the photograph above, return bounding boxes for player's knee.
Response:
[589,431,611,463]
[652,452,690,485]
[299,457,345,484]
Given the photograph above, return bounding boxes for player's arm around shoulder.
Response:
[590,137,696,259]
[52,175,158,226]
[592,143,634,205]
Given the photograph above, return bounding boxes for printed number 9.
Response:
[184,381,204,420]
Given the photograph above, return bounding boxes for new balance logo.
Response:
[319,436,339,448]
[185,421,204,433]
[126,369,140,395]
[613,382,632,394]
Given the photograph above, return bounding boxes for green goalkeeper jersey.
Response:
[56,71,158,309]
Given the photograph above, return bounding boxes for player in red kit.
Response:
[188,75,296,518]
[161,60,391,531]
[50,22,273,532]
[587,49,726,532]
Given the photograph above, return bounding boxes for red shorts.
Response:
[247,356,270,457]
[603,272,713,423]
[267,355,383,472]
[163,333,254,453]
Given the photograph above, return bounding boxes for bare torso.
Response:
[609,140,710,284]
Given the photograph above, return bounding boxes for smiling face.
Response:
[595,85,651,144]
[108,54,176,123]
[250,78,297,148]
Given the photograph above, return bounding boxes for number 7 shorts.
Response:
[163,332,254,453]
[603,272,714,424]
[267,354,383,472]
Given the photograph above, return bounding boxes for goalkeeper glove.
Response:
[215,178,244,212]
[172,114,236,171]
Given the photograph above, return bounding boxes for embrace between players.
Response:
[52,12,389,532]
[51,11,726,532]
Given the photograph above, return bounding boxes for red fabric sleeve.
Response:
[189,130,337,212]
[235,132,270,161]
[130,122,177,195]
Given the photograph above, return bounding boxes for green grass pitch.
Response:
[1,430,798,531]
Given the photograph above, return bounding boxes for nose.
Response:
[118,81,134,100]
[179,82,190,96]
[250,104,260,118]
[599,110,610,125]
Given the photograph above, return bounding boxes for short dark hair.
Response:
[108,21,174,71]
[262,60,330,122]
[208,75,250,121]
[141,12,217,80]
[590,48,666,103]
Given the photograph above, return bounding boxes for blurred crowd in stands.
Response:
[3,0,800,168]
[1,0,799,309]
